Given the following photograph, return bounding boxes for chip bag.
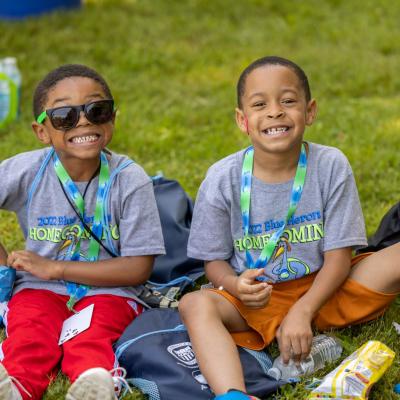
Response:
[308,340,395,400]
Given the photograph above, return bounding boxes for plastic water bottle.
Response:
[2,57,21,116]
[267,334,342,381]
[0,81,10,126]
[0,61,11,127]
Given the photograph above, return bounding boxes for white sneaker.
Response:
[0,364,23,400]
[66,368,115,400]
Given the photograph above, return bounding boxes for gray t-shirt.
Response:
[0,148,165,303]
[188,142,367,283]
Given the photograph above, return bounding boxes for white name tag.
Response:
[59,304,94,345]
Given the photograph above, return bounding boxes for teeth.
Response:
[265,127,287,135]
[71,135,98,144]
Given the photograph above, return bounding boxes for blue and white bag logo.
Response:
[192,370,209,387]
[167,342,197,367]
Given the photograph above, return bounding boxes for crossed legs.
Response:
[179,244,400,396]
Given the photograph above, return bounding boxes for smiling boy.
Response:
[179,56,400,400]
[0,64,165,400]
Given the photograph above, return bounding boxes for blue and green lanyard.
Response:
[53,151,110,311]
[240,143,307,278]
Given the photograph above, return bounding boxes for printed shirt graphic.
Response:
[0,148,165,300]
[188,142,367,282]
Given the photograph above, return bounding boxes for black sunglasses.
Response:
[37,99,115,131]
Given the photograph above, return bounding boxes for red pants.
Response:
[0,289,142,400]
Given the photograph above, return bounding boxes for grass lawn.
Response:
[0,0,399,398]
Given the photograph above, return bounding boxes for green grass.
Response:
[0,0,400,398]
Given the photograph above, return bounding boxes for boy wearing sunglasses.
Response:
[179,56,400,400]
[0,64,165,400]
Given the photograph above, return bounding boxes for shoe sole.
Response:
[66,369,115,400]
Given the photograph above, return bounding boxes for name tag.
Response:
[59,304,94,345]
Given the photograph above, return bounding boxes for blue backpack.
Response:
[139,176,204,308]
[114,308,283,399]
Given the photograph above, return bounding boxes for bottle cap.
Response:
[394,383,400,394]
[267,367,281,381]
[3,57,16,65]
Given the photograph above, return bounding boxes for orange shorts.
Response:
[210,253,398,350]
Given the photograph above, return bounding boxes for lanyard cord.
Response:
[240,143,307,272]
[57,166,117,258]
[53,151,111,311]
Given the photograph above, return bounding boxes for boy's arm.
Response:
[276,247,352,364]
[206,260,272,308]
[7,250,154,286]
[276,151,366,364]
[0,243,8,264]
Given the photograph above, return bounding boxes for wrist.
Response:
[55,261,67,281]
[219,274,239,296]
[291,302,315,320]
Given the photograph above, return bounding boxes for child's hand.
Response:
[276,305,313,365]
[7,250,62,281]
[236,268,272,308]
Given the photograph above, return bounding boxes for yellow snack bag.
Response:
[308,341,395,400]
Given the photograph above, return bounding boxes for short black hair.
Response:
[33,64,113,118]
[236,56,311,109]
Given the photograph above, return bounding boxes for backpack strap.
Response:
[146,276,195,290]
[102,159,135,256]
[26,148,54,213]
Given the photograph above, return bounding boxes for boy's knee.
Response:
[179,291,215,321]
[179,291,201,319]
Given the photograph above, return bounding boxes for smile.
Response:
[69,134,100,144]
[262,127,289,136]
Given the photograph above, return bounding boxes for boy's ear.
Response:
[32,121,52,145]
[305,99,317,126]
[235,107,248,134]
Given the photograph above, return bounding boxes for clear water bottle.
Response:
[0,84,9,121]
[0,62,11,128]
[2,57,21,117]
[267,334,342,381]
